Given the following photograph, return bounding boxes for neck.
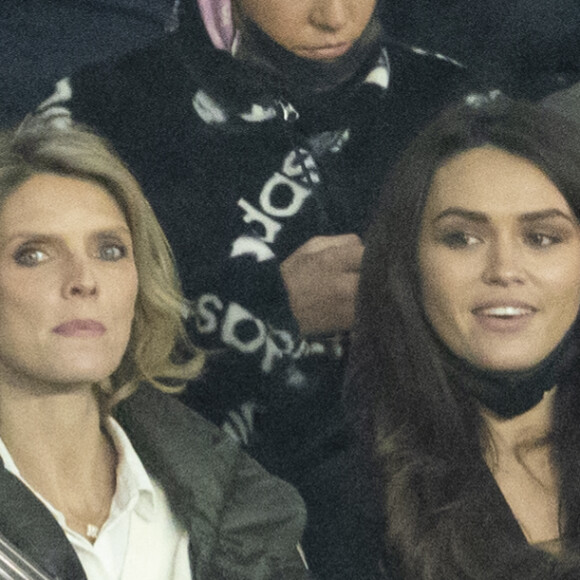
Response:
[0,379,117,540]
[481,388,561,545]
[481,387,556,464]
[0,380,102,461]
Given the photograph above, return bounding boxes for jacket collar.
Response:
[0,466,86,580]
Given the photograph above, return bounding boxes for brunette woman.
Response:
[348,94,580,579]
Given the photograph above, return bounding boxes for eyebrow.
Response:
[433,207,578,225]
[5,227,132,244]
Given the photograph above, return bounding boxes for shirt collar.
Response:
[0,416,156,524]
[102,417,156,522]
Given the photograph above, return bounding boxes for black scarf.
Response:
[440,326,580,418]
[233,10,383,100]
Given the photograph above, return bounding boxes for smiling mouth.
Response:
[471,305,537,332]
[474,306,536,318]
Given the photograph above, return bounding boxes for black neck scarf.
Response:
[233,10,383,100]
[440,326,580,418]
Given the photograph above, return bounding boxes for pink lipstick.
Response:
[52,319,106,337]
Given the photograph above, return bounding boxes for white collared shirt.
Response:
[0,418,192,580]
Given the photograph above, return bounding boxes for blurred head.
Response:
[0,120,203,405]
[232,0,378,61]
[352,94,580,420]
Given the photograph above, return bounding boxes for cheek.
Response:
[120,273,139,321]
[354,0,378,28]
[105,266,138,334]
[239,1,297,33]
[0,282,47,327]
[420,249,453,309]
[548,266,580,326]
[420,256,468,338]
[540,253,580,308]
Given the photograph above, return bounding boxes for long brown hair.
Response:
[347,94,580,578]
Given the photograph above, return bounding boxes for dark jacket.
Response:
[35,6,476,577]
[0,385,309,580]
[36,4,475,465]
[382,0,580,98]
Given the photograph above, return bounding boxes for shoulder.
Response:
[377,38,488,130]
[36,34,188,125]
[115,386,307,573]
[385,37,466,69]
[75,35,185,104]
[384,37,471,92]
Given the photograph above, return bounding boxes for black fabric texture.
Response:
[441,324,580,418]
[33,4,479,577]
[0,386,308,580]
[233,10,383,99]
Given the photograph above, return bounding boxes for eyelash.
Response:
[12,241,129,267]
[440,231,480,248]
[525,232,563,247]
[98,242,128,261]
[13,247,48,267]
[439,230,565,249]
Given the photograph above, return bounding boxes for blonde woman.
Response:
[0,121,307,580]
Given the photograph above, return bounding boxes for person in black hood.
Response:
[34,1,478,577]
[348,94,580,579]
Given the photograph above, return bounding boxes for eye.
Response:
[440,231,481,248]
[525,232,562,248]
[98,243,127,261]
[13,247,49,267]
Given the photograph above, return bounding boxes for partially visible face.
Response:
[0,173,138,390]
[234,0,377,61]
[419,147,580,371]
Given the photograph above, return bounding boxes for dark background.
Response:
[1,0,579,127]
[1,0,173,127]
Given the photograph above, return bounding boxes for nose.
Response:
[63,257,98,298]
[309,0,349,32]
[482,237,525,286]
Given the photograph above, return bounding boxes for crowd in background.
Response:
[2,0,579,126]
[1,2,580,579]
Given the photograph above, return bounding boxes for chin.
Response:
[471,354,546,373]
[464,339,556,373]
[37,359,123,387]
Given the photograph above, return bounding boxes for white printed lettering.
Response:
[259,172,311,218]
[237,198,282,243]
[230,236,275,261]
[195,294,224,334]
[261,329,295,372]
[222,302,267,353]
[282,149,320,184]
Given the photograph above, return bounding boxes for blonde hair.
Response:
[0,119,204,405]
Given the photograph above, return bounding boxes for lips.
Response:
[473,305,536,318]
[471,302,537,333]
[472,302,537,317]
[52,319,106,337]
[296,42,353,60]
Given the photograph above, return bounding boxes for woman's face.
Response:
[0,173,138,390]
[419,146,580,371]
[234,0,377,61]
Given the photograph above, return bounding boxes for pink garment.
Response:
[197,0,235,51]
